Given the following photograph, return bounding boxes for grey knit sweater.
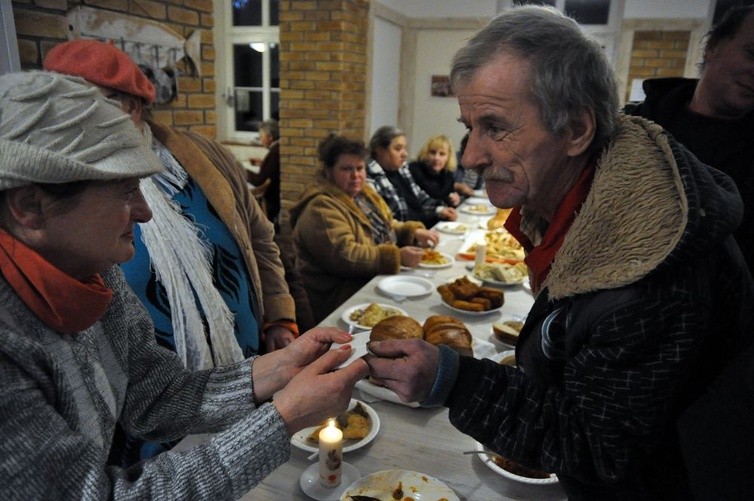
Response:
[0,266,290,499]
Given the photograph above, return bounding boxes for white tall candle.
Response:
[318,419,343,487]
[475,242,487,267]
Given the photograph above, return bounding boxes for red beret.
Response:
[44,39,156,105]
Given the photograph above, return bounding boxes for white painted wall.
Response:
[372,0,715,153]
[409,29,477,154]
[369,17,403,139]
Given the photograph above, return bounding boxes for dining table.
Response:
[177,195,568,500]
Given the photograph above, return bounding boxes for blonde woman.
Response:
[408,135,461,207]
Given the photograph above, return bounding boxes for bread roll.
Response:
[370,315,423,342]
[423,315,473,357]
[492,320,523,345]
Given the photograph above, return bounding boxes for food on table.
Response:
[498,353,516,366]
[437,276,505,312]
[370,316,424,341]
[420,249,450,265]
[492,320,524,345]
[465,203,493,213]
[438,222,468,234]
[349,303,404,328]
[486,208,512,230]
[473,262,528,284]
[465,230,525,262]
[490,454,552,479]
[370,315,473,356]
[306,402,371,443]
[423,315,473,356]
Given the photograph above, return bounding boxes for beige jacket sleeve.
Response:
[148,122,296,324]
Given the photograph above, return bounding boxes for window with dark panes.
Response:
[219,0,280,139]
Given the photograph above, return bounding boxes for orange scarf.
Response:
[505,162,595,294]
[0,229,113,334]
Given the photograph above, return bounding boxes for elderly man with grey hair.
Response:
[365,6,753,499]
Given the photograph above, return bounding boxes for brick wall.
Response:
[627,30,690,101]
[11,0,216,135]
[278,0,369,211]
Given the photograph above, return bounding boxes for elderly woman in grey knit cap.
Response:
[0,71,367,499]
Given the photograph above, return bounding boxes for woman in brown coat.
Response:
[291,135,439,323]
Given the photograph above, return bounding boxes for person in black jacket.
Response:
[626,5,754,275]
[409,135,461,207]
[365,6,754,499]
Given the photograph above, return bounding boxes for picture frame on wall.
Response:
[431,75,453,97]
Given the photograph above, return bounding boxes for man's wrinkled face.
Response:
[457,51,573,216]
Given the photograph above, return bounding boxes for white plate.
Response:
[460,204,496,215]
[489,350,517,366]
[291,399,380,454]
[340,469,459,501]
[474,441,559,485]
[465,196,489,205]
[419,252,454,269]
[300,462,361,501]
[377,276,434,298]
[434,222,470,235]
[355,379,420,408]
[340,303,408,330]
[472,271,526,287]
[441,301,503,317]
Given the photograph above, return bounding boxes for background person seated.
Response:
[366,125,457,227]
[409,134,461,207]
[290,134,439,324]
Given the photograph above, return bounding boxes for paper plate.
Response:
[441,301,503,317]
[460,204,496,215]
[340,469,459,501]
[377,276,434,298]
[341,303,408,330]
[474,441,559,485]
[434,222,470,235]
[291,399,380,454]
[418,252,454,269]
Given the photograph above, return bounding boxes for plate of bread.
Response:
[356,314,474,406]
[342,303,408,330]
[491,316,525,346]
[291,399,380,454]
[437,276,505,316]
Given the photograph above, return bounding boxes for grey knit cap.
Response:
[0,71,162,190]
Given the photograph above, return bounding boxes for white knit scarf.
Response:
[138,125,244,370]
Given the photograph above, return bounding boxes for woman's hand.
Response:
[274,349,369,435]
[400,246,425,268]
[414,229,440,248]
[439,207,458,221]
[252,327,354,402]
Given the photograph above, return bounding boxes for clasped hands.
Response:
[266,328,440,435]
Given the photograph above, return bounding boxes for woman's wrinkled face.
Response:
[425,142,450,172]
[35,178,152,279]
[376,135,408,171]
[330,154,367,198]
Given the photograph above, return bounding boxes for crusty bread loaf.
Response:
[370,315,424,342]
[423,315,473,357]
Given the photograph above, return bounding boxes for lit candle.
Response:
[475,242,487,267]
[318,419,343,488]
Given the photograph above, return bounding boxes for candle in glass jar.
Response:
[475,242,487,267]
[318,419,343,488]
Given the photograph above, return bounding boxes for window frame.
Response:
[214,1,280,142]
